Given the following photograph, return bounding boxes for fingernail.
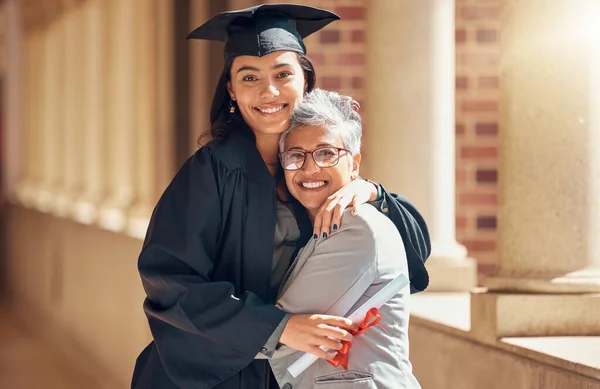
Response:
[313,234,318,240]
[327,352,338,359]
[322,232,328,239]
[333,224,338,231]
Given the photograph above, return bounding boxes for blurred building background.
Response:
[0,0,599,388]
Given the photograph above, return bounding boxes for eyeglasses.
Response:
[279,146,351,171]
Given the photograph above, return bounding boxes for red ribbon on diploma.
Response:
[326,307,386,370]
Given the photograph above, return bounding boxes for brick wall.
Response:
[262,0,500,279]
[455,0,500,277]
[262,0,366,107]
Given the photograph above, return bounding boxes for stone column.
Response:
[13,30,42,208]
[54,6,85,217]
[471,0,600,339]
[3,0,24,202]
[127,0,157,239]
[35,26,62,212]
[365,0,476,291]
[189,0,210,154]
[154,0,175,195]
[97,0,136,232]
[73,0,107,225]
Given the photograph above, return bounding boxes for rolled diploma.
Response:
[286,273,410,378]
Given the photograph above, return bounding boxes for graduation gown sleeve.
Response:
[137,147,286,388]
[374,184,431,293]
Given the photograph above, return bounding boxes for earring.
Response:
[229,99,235,114]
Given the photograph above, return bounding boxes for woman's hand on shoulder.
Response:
[312,179,377,239]
[279,314,358,359]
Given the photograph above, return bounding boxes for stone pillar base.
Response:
[425,256,478,292]
[36,186,60,213]
[13,181,40,209]
[127,203,153,240]
[53,192,77,218]
[72,201,99,225]
[483,272,600,294]
[97,190,133,232]
[470,290,600,343]
[97,204,128,233]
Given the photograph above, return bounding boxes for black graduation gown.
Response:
[131,131,430,389]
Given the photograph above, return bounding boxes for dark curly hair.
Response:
[197,53,317,146]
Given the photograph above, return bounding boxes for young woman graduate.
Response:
[131,4,431,389]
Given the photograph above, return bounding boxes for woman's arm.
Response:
[311,179,431,293]
[270,207,380,359]
[376,184,431,293]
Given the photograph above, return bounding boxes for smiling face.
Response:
[282,125,361,220]
[227,51,307,138]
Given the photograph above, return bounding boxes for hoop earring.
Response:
[229,99,236,114]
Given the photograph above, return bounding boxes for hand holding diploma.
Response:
[287,274,410,378]
[278,314,357,360]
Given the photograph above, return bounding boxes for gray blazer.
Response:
[269,205,421,389]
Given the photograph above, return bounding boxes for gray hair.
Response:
[279,88,362,155]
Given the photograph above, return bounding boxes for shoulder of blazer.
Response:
[315,206,382,256]
[337,205,404,254]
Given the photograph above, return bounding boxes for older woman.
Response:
[269,89,421,389]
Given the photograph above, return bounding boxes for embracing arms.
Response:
[309,179,430,293]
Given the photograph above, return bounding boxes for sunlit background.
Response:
[1,0,599,388]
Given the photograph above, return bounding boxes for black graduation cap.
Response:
[187,4,340,59]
